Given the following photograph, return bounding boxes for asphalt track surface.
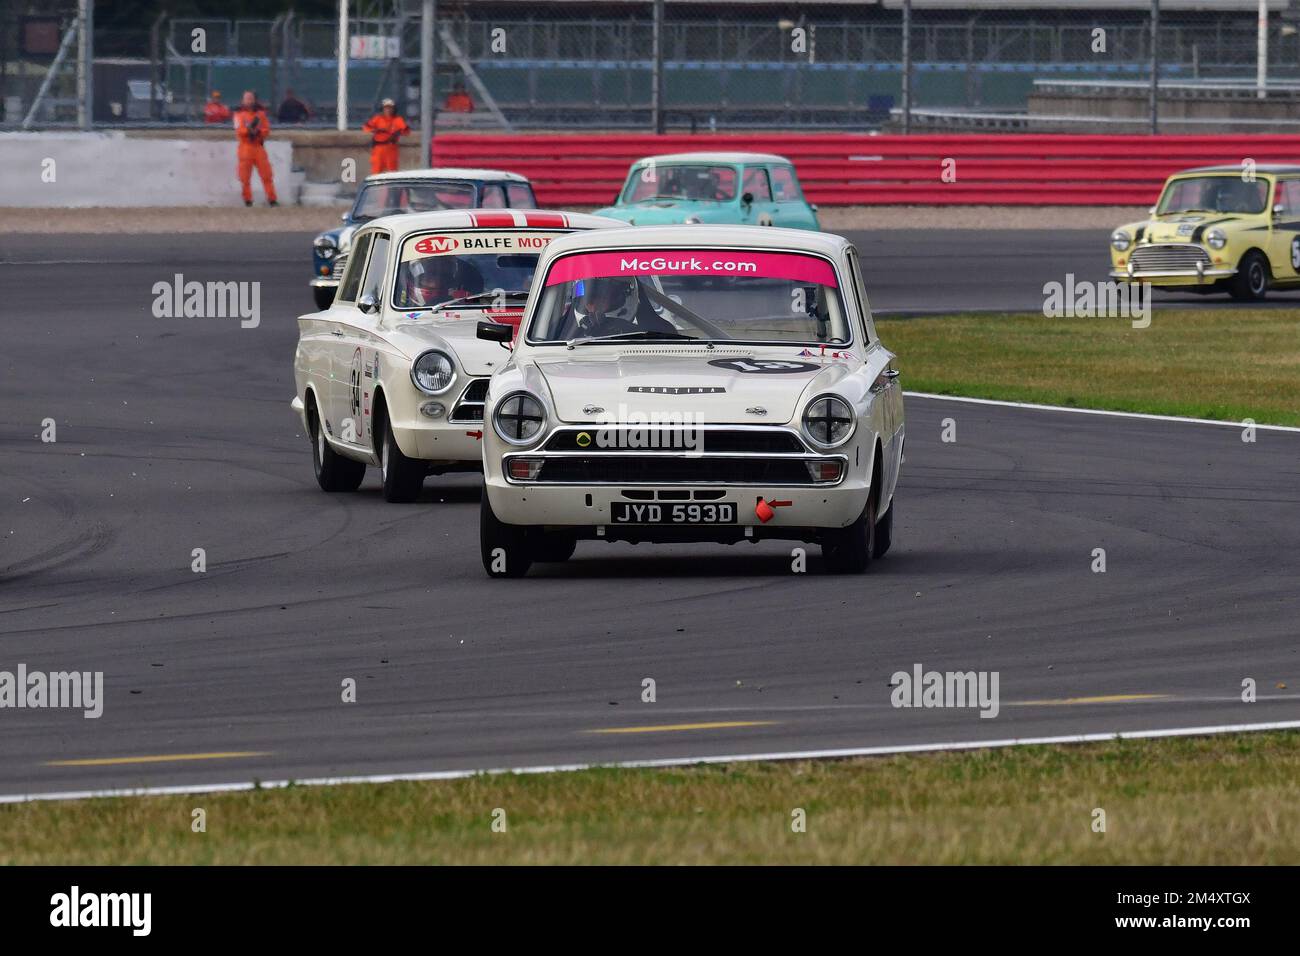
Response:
[1,231,1298,799]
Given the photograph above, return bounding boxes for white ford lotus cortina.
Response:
[475,225,905,576]
[291,209,622,501]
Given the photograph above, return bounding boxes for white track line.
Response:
[904,391,1300,433]
[4,718,1299,805]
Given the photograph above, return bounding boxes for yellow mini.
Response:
[1109,164,1300,300]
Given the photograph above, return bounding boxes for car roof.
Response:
[630,151,794,167]
[1178,164,1300,175]
[359,209,627,238]
[536,224,850,260]
[363,167,531,184]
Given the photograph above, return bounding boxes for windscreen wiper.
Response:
[565,330,699,348]
[431,290,530,311]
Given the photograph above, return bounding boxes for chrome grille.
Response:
[524,455,831,486]
[449,378,489,422]
[543,428,805,454]
[1128,244,1212,273]
[330,254,349,279]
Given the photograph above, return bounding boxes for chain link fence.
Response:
[5,2,1300,132]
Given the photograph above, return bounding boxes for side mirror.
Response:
[358,292,379,314]
[1148,206,1157,216]
[340,213,349,223]
[741,191,754,206]
[1274,203,1285,217]
[477,321,514,343]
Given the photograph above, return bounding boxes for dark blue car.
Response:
[311,168,537,309]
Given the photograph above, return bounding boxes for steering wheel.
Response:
[580,314,638,338]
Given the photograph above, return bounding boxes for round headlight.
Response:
[802,395,855,448]
[410,350,456,395]
[1110,230,1131,252]
[313,235,337,257]
[1206,227,1227,250]
[493,392,546,446]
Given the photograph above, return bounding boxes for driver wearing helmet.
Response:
[573,276,675,337]
[406,258,465,307]
[577,277,637,328]
[1212,178,1262,213]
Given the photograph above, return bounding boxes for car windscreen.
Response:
[392,230,566,310]
[527,248,851,345]
[352,181,476,221]
[1158,176,1268,215]
[621,165,738,203]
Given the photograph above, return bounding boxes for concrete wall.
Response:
[1027,91,1300,133]
[0,132,296,207]
[126,128,425,193]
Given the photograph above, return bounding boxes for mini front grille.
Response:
[330,254,349,279]
[543,428,804,454]
[529,456,823,485]
[1129,244,1212,272]
[449,378,490,422]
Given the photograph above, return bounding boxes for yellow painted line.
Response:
[1012,694,1171,707]
[586,720,777,735]
[46,751,270,768]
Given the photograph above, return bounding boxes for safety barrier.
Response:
[431,134,1300,206]
[0,131,295,207]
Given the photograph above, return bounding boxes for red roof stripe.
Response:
[469,212,516,228]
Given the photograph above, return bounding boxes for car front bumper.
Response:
[1109,267,1236,284]
[483,475,870,537]
[1110,242,1236,285]
[290,376,489,464]
[392,423,485,461]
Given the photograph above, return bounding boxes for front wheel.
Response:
[312,285,336,311]
[379,411,425,503]
[821,495,876,574]
[310,402,365,492]
[480,494,534,578]
[873,499,894,559]
[1229,251,1270,301]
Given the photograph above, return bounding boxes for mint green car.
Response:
[591,152,821,230]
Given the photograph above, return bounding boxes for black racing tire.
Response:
[312,285,336,311]
[378,408,425,503]
[532,531,577,563]
[1229,251,1270,301]
[309,398,365,493]
[873,499,894,559]
[481,493,533,578]
[821,494,877,574]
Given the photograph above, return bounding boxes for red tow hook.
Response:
[755,497,792,523]
[466,430,483,440]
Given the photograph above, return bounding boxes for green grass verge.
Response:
[875,309,1300,426]
[5,732,1300,864]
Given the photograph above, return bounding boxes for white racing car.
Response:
[476,225,906,575]
[291,209,621,501]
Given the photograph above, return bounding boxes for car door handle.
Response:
[330,329,344,337]
[885,369,901,379]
